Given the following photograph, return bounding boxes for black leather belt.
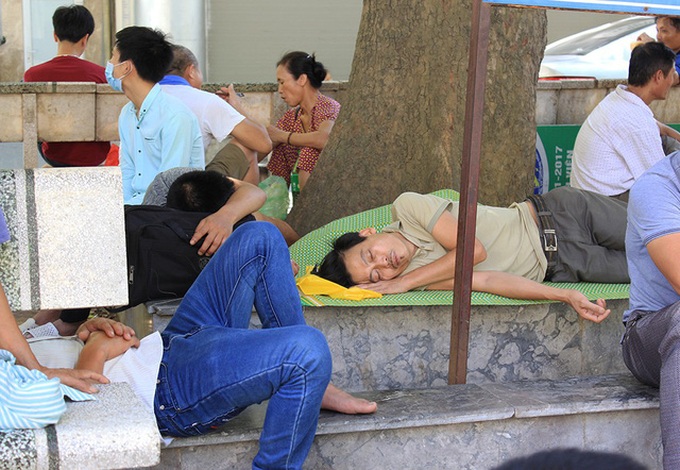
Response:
[526,194,558,280]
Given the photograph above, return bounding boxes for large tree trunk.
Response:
[287,0,546,236]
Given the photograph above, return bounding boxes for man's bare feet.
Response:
[23,319,83,338]
[52,319,83,336]
[31,309,61,327]
[321,383,377,414]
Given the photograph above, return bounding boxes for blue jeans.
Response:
[154,222,332,469]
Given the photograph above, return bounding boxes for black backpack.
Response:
[122,205,255,308]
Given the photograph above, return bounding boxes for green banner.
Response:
[535,125,580,195]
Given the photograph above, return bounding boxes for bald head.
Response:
[167,44,203,88]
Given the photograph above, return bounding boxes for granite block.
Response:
[651,90,680,124]
[95,90,127,142]
[238,92,272,126]
[536,80,564,90]
[22,94,39,169]
[37,93,96,141]
[555,78,597,89]
[535,89,558,125]
[303,301,630,393]
[56,383,160,469]
[0,429,38,470]
[0,95,23,141]
[47,82,97,94]
[556,88,607,124]
[0,168,128,311]
[0,383,159,470]
[482,374,659,418]
[2,81,680,146]
[597,79,623,89]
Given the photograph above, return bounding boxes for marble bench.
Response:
[154,374,661,469]
[0,383,160,470]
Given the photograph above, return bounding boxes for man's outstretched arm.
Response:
[418,270,610,323]
[471,271,610,323]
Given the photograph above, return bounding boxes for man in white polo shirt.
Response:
[159,45,271,185]
[570,42,680,202]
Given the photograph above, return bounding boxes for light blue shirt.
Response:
[119,84,204,205]
[0,349,93,430]
[625,152,680,321]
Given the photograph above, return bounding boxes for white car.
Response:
[540,16,657,80]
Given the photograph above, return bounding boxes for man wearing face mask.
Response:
[23,5,111,167]
[107,26,203,205]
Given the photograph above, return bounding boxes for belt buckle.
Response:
[542,228,558,252]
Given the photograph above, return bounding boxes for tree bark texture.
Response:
[287,0,547,236]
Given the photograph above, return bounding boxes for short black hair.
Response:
[166,171,236,213]
[628,41,676,86]
[492,448,646,470]
[53,5,95,43]
[312,232,366,287]
[114,26,173,83]
[277,51,328,89]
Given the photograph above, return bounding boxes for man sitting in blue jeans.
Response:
[151,222,375,466]
[2,218,376,468]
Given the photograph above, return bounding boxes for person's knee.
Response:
[286,326,332,379]
[230,139,257,161]
[206,142,251,180]
[233,220,281,243]
[546,185,581,205]
[660,308,680,358]
[230,219,279,240]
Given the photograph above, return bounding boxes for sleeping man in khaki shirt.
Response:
[314,186,628,323]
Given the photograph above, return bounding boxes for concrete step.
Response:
[154,374,661,470]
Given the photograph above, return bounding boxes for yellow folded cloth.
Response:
[296,271,382,301]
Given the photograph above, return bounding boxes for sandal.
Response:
[23,322,60,338]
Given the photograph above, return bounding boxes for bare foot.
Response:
[321,383,377,414]
[52,319,84,336]
[32,309,62,326]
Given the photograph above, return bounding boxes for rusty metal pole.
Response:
[448,0,492,385]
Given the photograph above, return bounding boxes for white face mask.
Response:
[105,61,129,92]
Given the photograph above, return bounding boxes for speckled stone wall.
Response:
[303,300,630,392]
[0,167,128,311]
